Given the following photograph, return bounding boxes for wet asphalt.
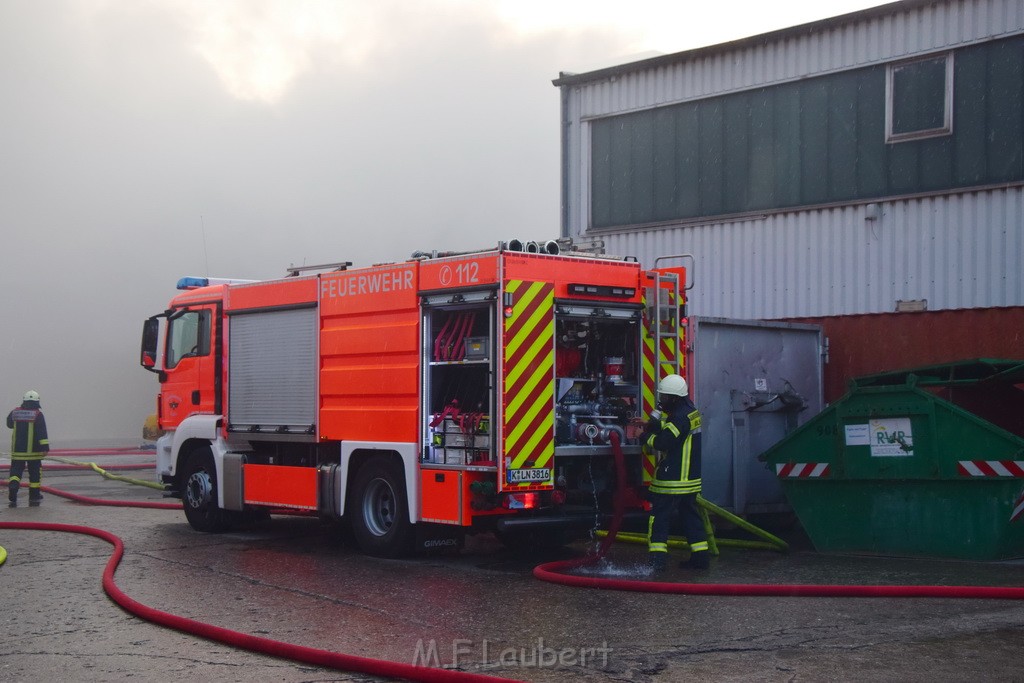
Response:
[1,449,1023,682]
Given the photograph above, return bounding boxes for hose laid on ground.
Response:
[0,521,521,683]
[593,492,789,553]
[30,463,155,472]
[6,445,1024,683]
[697,496,788,550]
[596,530,785,553]
[48,447,153,457]
[533,443,1024,599]
[32,473,1024,600]
[45,457,166,490]
[533,560,1024,599]
[1,481,180,510]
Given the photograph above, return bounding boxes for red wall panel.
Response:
[788,307,1024,403]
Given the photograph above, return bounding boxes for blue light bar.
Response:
[176,276,209,290]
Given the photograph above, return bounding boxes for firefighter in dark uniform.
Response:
[7,390,49,507]
[644,374,709,571]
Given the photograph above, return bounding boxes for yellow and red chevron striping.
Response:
[503,281,555,488]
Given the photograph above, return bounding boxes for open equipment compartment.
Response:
[554,303,643,453]
[421,290,497,468]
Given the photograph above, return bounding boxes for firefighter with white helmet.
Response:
[6,390,50,507]
[643,373,709,571]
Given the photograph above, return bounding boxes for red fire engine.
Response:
[140,241,686,556]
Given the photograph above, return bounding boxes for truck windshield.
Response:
[166,310,211,368]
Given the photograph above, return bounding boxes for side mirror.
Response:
[140,317,161,373]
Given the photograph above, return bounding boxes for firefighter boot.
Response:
[679,551,710,570]
[28,488,43,507]
[648,552,667,573]
[8,480,19,508]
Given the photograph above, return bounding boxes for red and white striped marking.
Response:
[1011,491,1024,524]
[956,461,1024,478]
[775,462,830,478]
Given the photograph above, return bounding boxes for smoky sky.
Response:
[0,0,880,441]
[0,1,634,441]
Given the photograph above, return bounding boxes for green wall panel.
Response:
[589,35,1024,229]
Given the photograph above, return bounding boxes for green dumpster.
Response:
[761,359,1024,560]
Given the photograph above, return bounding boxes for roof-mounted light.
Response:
[176,276,258,291]
[176,276,209,290]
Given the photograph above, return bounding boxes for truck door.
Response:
[160,304,220,429]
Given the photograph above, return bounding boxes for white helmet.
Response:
[658,374,688,398]
[23,390,40,402]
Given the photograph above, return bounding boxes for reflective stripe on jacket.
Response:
[646,399,702,495]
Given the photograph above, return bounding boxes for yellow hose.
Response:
[46,456,166,491]
[596,530,786,552]
[696,496,789,551]
[595,494,790,553]
[0,544,6,566]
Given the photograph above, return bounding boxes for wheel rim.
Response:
[185,469,213,511]
[362,477,396,537]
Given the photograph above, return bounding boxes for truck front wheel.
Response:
[182,447,229,532]
[349,460,414,557]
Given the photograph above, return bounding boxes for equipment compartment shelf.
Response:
[429,360,490,366]
[420,463,497,472]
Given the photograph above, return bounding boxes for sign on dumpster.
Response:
[845,419,914,456]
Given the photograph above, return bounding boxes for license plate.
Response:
[507,468,551,484]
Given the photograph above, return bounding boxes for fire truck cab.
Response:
[140,242,686,556]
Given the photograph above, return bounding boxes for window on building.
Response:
[886,53,953,142]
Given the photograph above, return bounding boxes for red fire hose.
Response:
[30,445,1022,602]
[4,444,1024,683]
[0,482,181,510]
[2,474,518,680]
[532,433,1024,600]
[0,520,522,683]
[534,560,1024,599]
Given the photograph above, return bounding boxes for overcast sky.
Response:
[0,0,883,442]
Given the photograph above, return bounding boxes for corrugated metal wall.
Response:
[569,0,1024,119]
[789,307,1024,403]
[559,0,1024,319]
[605,188,1024,318]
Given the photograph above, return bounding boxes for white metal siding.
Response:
[603,187,1024,318]
[228,307,317,428]
[560,0,1024,318]
[570,0,1024,119]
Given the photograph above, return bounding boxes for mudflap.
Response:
[415,522,465,555]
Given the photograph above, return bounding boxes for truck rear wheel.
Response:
[182,447,229,532]
[349,460,414,558]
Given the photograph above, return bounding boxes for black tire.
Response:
[181,447,229,532]
[349,460,414,558]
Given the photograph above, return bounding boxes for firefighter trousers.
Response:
[647,491,709,555]
[9,459,42,501]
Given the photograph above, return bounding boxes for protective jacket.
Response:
[7,401,49,460]
[645,397,702,495]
